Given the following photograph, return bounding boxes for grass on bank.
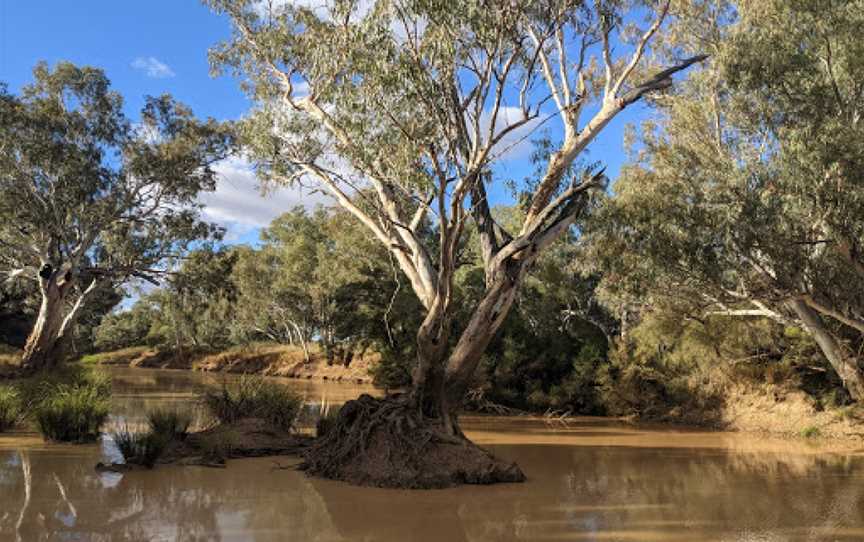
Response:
[113,426,170,468]
[79,346,149,365]
[33,382,111,442]
[0,385,23,432]
[112,377,303,468]
[202,375,302,431]
[112,408,194,468]
[147,408,192,440]
[17,366,113,442]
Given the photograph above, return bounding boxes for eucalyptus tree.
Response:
[208,0,702,486]
[0,62,232,372]
[592,0,864,400]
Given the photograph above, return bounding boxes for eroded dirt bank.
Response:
[83,345,376,384]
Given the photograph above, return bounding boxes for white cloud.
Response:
[200,157,331,240]
[253,0,420,40]
[131,56,176,79]
[478,106,545,162]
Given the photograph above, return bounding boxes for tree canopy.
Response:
[0,62,233,371]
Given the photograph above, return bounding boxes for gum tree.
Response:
[208,0,702,486]
[592,0,864,400]
[0,63,232,372]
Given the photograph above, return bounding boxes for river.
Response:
[1,367,863,541]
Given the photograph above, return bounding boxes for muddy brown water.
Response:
[2,368,864,541]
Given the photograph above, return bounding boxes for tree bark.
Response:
[411,302,452,423]
[408,262,522,436]
[789,298,864,401]
[21,273,70,373]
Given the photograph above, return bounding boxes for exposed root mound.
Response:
[301,394,526,488]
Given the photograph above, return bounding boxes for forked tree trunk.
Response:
[789,298,864,401]
[21,277,70,373]
[302,265,526,488]
[21,270,96,374]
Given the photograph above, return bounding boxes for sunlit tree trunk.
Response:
[20,267,72,373]
[21,269,98,373]
[789,298,864,401]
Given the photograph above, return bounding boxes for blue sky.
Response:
[0,1,646,246]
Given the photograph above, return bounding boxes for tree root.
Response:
[300,394,526,488]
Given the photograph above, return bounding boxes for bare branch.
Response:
[611,0,671,97]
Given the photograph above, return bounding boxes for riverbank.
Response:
[15,345,855,443]
[79,344,377,384]
[5,366,864,541]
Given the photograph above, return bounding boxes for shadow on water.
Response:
[0,367,863,541]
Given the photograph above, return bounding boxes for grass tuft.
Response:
[112,426,169,468]
[147,408,192,440]
[29,367,112,442]
[201,376,302,431]
[0,385,22,432]
[800,425,822,439]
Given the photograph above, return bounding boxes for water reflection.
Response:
[0,368,862,541]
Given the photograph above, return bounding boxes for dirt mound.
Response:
[301,394,526,489]
[98,418,313,472]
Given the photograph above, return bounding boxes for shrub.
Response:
[112,426,169,468]
[18,365,111,408]
[0,385,22,432]
[147,408,192,440]
[32,369,112,442]
[201,376,301,431]
[800,426,822,439]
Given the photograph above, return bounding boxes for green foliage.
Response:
[111,407,190,467]
[112,427,170,468]
[0,61,232,368]
[94,303,161,352]
[0,385,22,432]
[800,426,822,439]
[201,376,302,431]
[584,0,864,404]
[33,375,111,442]
[147,408,192,440]
[17,365,111,407]
[79,346,149,365]
[370,346,415,389]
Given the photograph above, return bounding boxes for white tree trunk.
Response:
[789,298,864,401]
[21,277,69,372]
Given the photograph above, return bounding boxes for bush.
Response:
[112,426,169,468]
[34,383,111,442]
[201,376,302,431]
[17,365,111,407]
[0,385,22,432]
[800,425,822,439]
[31,368,112,442]
[147,408,192,440]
